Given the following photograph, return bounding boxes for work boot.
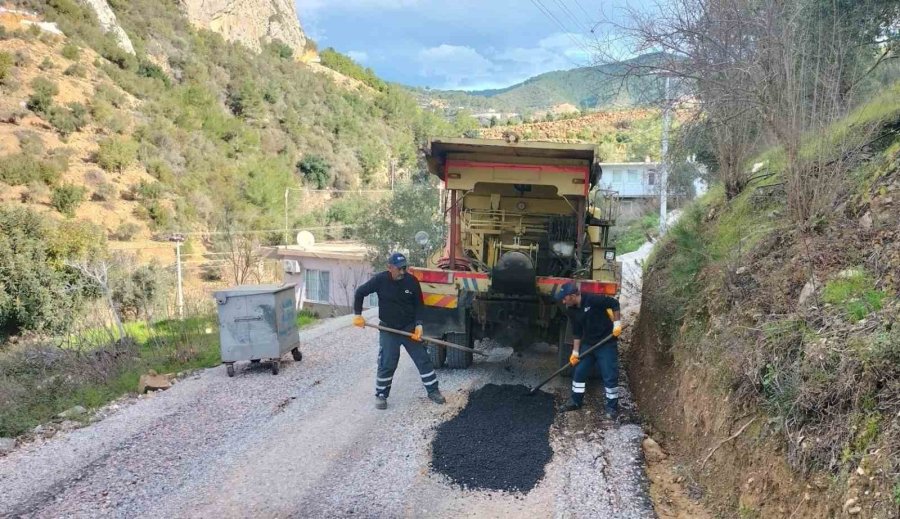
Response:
[559,397,581,412]
[375,395,387,410]
[604,398,619,421]
[427,390,446,405]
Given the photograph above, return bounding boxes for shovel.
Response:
[365,323,488,357]
[527,325,627,396]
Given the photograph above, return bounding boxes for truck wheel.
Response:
[445,331,473,369]
[226,364,235,377]
[271,360,280,375]
[557,320,573,378]
[428,344,446,368]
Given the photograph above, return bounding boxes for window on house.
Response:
[627,169,640,184]
[647,172,656,185]
[304,269,331,303]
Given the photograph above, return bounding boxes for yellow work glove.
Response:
[410,325,423,342]
[352,315,365,328]
[607,309,622,337]
[569,352,580,366]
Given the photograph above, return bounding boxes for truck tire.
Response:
[445,331,473,369]
[428,344,446,369]
[557,319,573,378]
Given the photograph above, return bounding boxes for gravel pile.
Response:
[431,383,555,492]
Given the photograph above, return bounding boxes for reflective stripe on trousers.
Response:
[375,330,439,397]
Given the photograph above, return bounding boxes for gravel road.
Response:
[0,310,655,518]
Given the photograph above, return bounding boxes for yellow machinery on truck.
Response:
[409,138,620,370]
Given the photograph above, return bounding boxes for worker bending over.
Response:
[353,252,446,410]
[555,282,623,419]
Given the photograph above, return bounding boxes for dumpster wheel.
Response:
[226,363,235,377]
[271,360,280,375]
[291,347,303,362]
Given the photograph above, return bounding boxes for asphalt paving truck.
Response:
[409,137,620,370]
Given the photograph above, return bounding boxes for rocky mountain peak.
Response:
[180,0,307,57]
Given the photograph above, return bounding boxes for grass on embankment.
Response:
[614,214,660,255]
[0,315,220,438]
[0,308,322,438]
[636,82,900,515]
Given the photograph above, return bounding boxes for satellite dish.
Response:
[414,231,430,247]
[296,231,315,248]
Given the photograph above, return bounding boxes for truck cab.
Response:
[410,138,620,369]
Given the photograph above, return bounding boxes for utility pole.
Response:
[659,75,671,235]
[284,188,290,245]
[389,158,395,191]
[170,234,185,319]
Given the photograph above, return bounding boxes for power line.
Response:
[571,0,594,21]
[529,0,594,64]
[552,0,592,33]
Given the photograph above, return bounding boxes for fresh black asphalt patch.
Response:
[430,383,555,493]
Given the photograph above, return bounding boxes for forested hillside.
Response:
[410,53,665,114]
[0,0,471,241]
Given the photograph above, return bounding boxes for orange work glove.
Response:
[607,308,622,337]
[410,325,423,342]
[352,315,365,328]
[569,352,580,366]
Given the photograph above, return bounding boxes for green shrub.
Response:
[90,99,128,134]
[27,77,59,114]
[822,270,887,321]
[61,42,80,60]
[38,56,54,71]
[95,82,126,108]
[91,181,117,202]
[144,200,175,230]
[319,48,387,91]
[96,136,137,172]
[48,102,89,138]
[0,206,96,337]
[135,180,163,200]
[21,181,49,203]
[0,51,13,83]
[15,130,44,155]
[51,183,86,217]
[64,63,86,77]
[13,50,29,67]
[297,155,331,189]
[0,153,64,185]
[267,39,294,60]
[110,222,141,241]
[137,61,171,87]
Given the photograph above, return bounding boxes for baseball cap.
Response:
[554,282,579,302]
[388,252,408,268]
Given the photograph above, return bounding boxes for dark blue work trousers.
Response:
[571,342,619,411]
[376,330,438,398]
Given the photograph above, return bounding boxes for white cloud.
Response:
[296,0,421,16]
[417,44,495,89]
[347,50,369,63]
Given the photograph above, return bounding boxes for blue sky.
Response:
[294,0,632,90]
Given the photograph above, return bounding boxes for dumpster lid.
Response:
[214,283,296,299]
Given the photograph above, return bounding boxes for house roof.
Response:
[270,242,370,262]
[599,162,660,167]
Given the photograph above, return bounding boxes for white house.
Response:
[599,162,661,218]
[270,242,378,317]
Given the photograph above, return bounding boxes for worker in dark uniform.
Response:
[555,282,623,419]
[353,252,446,410]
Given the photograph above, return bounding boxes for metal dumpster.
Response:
[214,284,302,376]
